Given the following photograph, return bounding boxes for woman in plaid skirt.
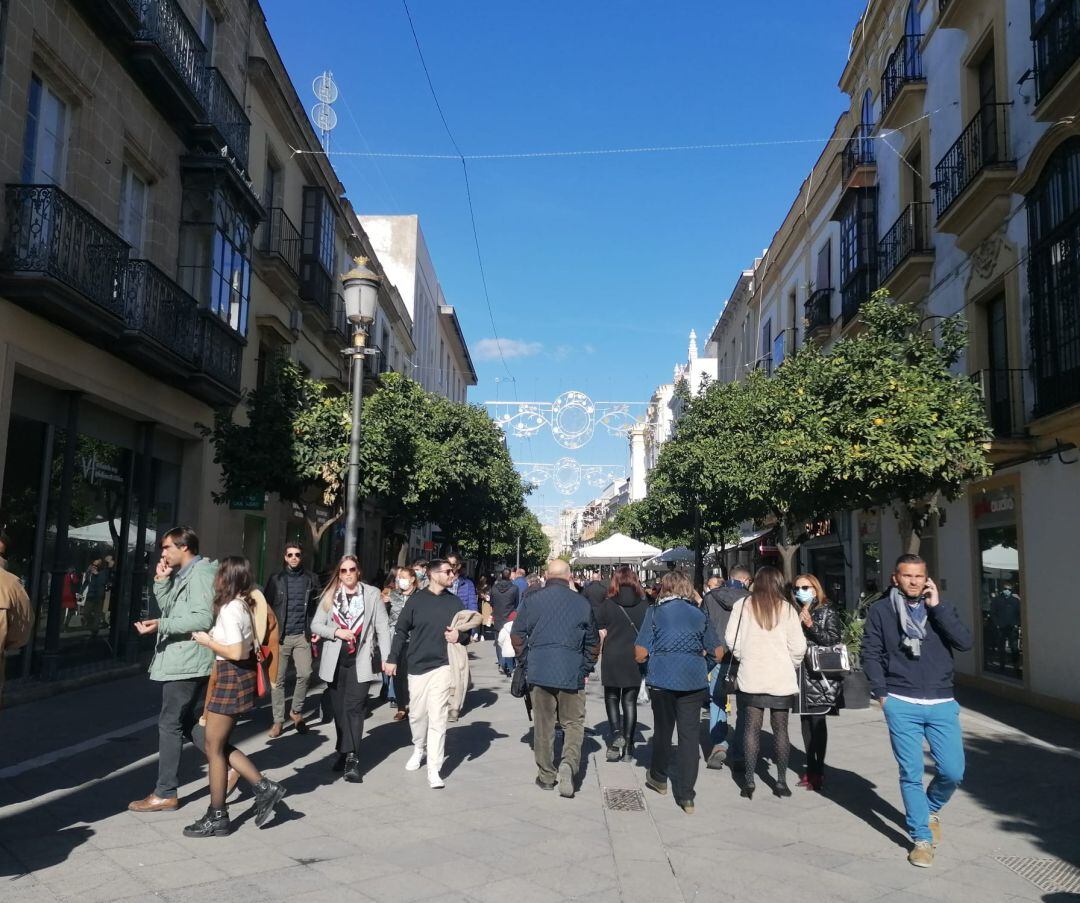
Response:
[185,557,285,837]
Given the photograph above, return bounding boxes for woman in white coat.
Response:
[725,566,806,799]
[310,556,390,783]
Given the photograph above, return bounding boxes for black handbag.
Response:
[510,663,528,699]
[805,643,850,676]
[722,600,746,697]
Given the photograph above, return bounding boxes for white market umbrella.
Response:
[65,519,158,547]
[981,544,1019,573]
[572,533,662,566]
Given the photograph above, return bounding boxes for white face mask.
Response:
[794,587,816,605]
[397,577,412,591]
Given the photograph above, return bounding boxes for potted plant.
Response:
[839,598,874,709]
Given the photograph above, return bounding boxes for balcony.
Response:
[0,184,128,339]
[300,263,334,319]
[804,288,833,341]
[325,291,349,344]
[192,309,244,403]
[933,103,1016,251]
[973,368,1035,464]
[256,207,300,295]
[880,33,926,130]
[119,259,198,375]
[69,0,142,47]
[840,124,876,189]
[194,68,250,169]
[841,266,877,326]
[1032,0,1080,121]
[130,0,207,126]
[879,202,934,304]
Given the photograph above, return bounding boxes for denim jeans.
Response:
[883,697,965,843]
[707,665,744,758]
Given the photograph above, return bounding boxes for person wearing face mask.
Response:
[793,574,842,792]
[310,556,390,783]
[386,566,418,720]
[862,554,972,869]
[411,560,429,590]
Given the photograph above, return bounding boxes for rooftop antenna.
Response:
[311,71,339,153]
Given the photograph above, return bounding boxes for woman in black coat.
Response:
[793,573,843,791]
[595,566,650,761]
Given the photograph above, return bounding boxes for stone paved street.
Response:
[1,650,1078,903]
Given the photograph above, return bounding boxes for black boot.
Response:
[251,778,286,828]
[606,735,624,762]
[343,754,362,783]
[331,753,347,772]
[183,806,230,838]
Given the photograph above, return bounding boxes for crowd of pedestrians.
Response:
[51,522,972,870]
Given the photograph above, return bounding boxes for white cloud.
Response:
[473,337,543,361]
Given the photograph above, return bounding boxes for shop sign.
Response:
[973,485,1016,521]
[80,454,123,485]
[229,492,265,511]
[423,540,434,551]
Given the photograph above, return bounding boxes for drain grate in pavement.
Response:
[603,787,646,811]
[996,857,1080,894]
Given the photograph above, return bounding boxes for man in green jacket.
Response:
[129,526,215,812]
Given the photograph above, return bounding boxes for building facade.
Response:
[0,0,423,682]
[704,0,1080,714]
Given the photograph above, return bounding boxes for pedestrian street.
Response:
[1,647,1077,903]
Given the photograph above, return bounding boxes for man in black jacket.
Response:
[264,543,321,738]
[702,566,750,769]
[511,559,599,798]
[862,554,973,869]
[488,569,519,675]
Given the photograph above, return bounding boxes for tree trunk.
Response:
[897,492,940,557]
[777,543,799,582]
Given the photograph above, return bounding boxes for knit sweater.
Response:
[387,589,468,676]
[724,598,806,697]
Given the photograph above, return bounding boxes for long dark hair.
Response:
[606,565,644,599]
[748,566,788,630]
[213,556,254,617]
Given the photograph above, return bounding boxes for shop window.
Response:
[973,485,1023,681]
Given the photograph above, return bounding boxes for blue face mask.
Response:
[794,587,816,605]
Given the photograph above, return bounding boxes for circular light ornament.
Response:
[550,391,596,449]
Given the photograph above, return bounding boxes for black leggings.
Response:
[801,714,828,773]
[604,686,638,746]
[743,705,790,785]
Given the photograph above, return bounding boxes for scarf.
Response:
[333,585,364,654]
[890,586,927,658]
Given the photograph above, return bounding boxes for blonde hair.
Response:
[658,570,695,601]
[793,573,830,610]
[320,555,362,611]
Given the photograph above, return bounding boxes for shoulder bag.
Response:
[245,605,271,698]
[722,598,746,697]
[806,643,851,676]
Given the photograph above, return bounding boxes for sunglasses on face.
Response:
[794,585,814,591]
[340,566,358,574]
[285,552,301,559]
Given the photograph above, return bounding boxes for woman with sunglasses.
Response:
[794,573,843,791]
[310,555,390,783]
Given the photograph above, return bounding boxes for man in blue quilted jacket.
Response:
[511,559,599,798]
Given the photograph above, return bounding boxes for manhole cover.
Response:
[996,857,1080,894]
[603,788,646,811]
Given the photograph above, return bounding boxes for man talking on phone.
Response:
[861,554,972,869]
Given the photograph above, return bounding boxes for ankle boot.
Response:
[252,778,286,828]
[606,735,624,762]
[183,805,230,838]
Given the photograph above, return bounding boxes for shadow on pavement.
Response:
[442,721,510,776]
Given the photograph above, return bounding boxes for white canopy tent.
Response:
[63,519,158,547]
[981,544,1019,574]
[572,533,662,566]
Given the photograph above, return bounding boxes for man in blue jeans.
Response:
[702,567,750,769]
[861,554,973,868]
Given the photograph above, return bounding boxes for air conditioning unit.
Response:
[289,308,303,335]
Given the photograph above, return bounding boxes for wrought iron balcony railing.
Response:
[973,368,1029,439]
[134,0,207,105]
[1,184,129,317]
[261,208,301,276]
[841,124,876,184]
[300,264,333,318]
[882,33,926,116]
[121,259,198,360]
[202,67,250,168]
[328,291,348,341]
[879,202,933,282]
[933,103,1013,217]
[804,287,833,332]
[1033,0,1080,103]
[841,265,877,324]
[194,309,243,391]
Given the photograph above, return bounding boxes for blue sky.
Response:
[266,0,868,519]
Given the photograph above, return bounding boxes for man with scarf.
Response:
[862,554,972,869]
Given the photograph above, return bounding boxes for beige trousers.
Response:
[407,664,452,772]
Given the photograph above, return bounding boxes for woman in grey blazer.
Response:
[310,555,390,782]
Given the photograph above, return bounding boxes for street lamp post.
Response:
[341,257,380,558]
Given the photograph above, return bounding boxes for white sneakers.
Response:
[406,747,444,787]
[405,748,425,771]
[427,770,445,790]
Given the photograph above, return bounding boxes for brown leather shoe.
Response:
[267,722,283,739]
[128,794,179,812]
[393,709,407,722]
